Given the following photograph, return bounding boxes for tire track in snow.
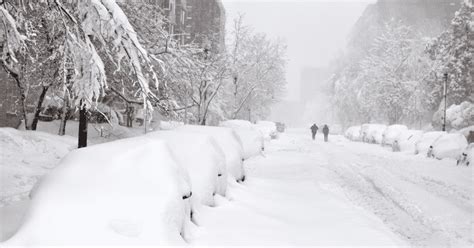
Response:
[302,139,472,247]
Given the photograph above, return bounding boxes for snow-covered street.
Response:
[191,129,473,247]
[1,128,473,247]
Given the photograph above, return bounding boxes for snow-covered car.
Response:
[220,120,265,159]
[360,124,387,144]
[146,130,227,206]
[382,125,408,146]
[176,125,246,183]
[255,121,278,140]
[345,126,362,141]
[431,133,468,160]
[7,137,192,246]
[457,143,473,166]
[414,131,445,156]
[395,130,424,153]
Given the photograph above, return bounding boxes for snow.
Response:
[176,125,245,182]
[146,130,227,207]
[396,129,424,153]
[382,124,408,146]
[360,124,387,144]
[159,121,184,130]
[445,101,474,129]
[4,137,192,246]
[0,128,76,206]
[344,125,362,141]
[220,120,264,159]
[431,133,468,160]
[457,144,473,166]
[255,121,278,140]
[415,131,446,156]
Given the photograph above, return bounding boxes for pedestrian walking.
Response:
[310,124,318,140]
[322,124,329,142]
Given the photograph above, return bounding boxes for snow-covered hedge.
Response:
[415,131,445,156]
[382,125,408,146]
[360,124,387,144]
[395,130,424,153]
[255,121,278,140]
[344,126,362,141]
[7,137,192,246]
[176,125,246,183]
[431,133,468,160]
[220,120,264,159]
[146,131,227,206]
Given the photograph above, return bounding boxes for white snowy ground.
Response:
[1,128,473,246]
[190,129,473,247]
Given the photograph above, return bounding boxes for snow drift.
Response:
[431,133,468,160]
[220,120,264,159]
[395,130,424,153]
[382,125,408,146]
[176,125,245,183]
[345,126,362,141]
[5,137,192,246]
[360,124,387,144]
[415,131,445,156]
[0,128,76,206]
[146,130,227,206]
[255,121,278,140]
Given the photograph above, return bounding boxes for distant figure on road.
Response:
[310,124,318,140]
[323,124,329,142]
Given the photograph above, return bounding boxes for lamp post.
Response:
[442,73,448,132]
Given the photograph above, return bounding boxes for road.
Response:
[191,129,473,247]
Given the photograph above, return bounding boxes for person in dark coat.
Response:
[322,124,329,142]
[310,124,318,140]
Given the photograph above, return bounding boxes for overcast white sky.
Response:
[221,0,376,100]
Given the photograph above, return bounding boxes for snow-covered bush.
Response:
[255,121,278,140]
[382,125,408,146]
[176,125,245,183]
[344,126,362,141]
[433,101,474,130]
[431,133,468,160]
[220,120,264,159]
[395,130,424,153]
[6,137,191,246]
[457,144,473,166]
[146,131,227,207]
[360,124,387,144]
[415,131,445,156]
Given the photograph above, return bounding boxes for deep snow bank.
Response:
[220,120,264,159]
[176,125,245,183]
[360,124,387,144]
[146,130,227,206]
[255,121,278,140]
[431,133,468,160]
[345,126,362,141]
[5,137,192,246]
[0,128,75,206]
[382,125,408,146]
[415,131,445,156]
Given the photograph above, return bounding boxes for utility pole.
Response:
[442,73,448,132]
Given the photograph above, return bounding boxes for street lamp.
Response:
[442,72,448,132]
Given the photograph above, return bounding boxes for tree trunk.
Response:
[30,86,50,130]
[78,104,88,148]
[58,92,70,136]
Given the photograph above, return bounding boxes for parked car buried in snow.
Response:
[176,125,246,184]
[220,120,265,159]
[7,137,192,246]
